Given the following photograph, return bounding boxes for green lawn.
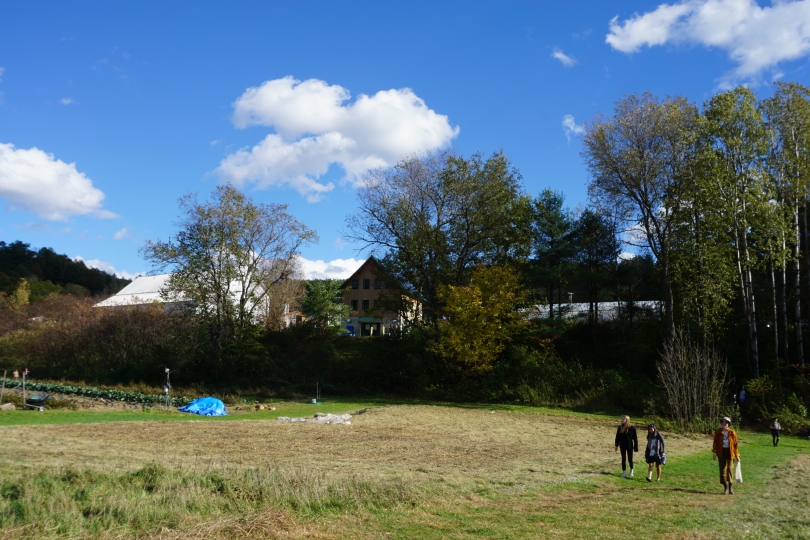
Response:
[0,398,378,426]
[363,429,810,539]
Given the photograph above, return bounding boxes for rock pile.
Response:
[277,412,352,425]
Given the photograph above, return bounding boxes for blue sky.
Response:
[1,1,810,279]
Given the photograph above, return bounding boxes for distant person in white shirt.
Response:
[770,418,781,447]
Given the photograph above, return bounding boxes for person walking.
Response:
[644,424,666,482]
[614,415,638,478]
[12,369,19,381]
[770,417,781,447]
[712,416,740,495]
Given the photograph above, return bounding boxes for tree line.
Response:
[0,241,130,301]
[1,82,809,431]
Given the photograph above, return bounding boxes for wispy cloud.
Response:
[113,227,130,240]
[573,29,593,40]
[92,46,134,82]
[73,255,141,280]
[60,97,75,105]
[0,67,4,83]
[562,115,585,142]
[551,47,578,67]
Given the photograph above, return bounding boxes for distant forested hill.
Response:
[0,241,130,298]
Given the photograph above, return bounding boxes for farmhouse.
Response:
[340,257,420,336]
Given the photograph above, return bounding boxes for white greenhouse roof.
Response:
[530,301,661,320]
[93,274,176,307]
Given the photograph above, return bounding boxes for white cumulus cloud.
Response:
[562,115,585,142]
[113,227,129,240]
[551,47,578,66]
[606,0,810,82]
[73,256,141,280]
[0,142,116,221]
[297,256,364,280]
[215,76,459,202]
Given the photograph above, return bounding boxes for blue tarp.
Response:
[178,397,229,416]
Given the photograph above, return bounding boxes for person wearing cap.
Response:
[712,416,740,494]
[615,415,639,478]
[644,424,665,482]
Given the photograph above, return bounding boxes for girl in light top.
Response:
[712,416,740,494]
[645,424,665,482]
[614,415,638,478]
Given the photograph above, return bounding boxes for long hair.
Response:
[620,415,631,434]
[646,424,657,440]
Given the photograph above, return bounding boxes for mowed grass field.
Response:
[1,402,808,539]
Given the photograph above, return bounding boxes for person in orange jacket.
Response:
[712,416,740,494]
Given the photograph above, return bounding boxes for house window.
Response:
[351,300,358,311]
[351,279,359,289]
[374,279,381,289]
[363,279,370,289]
[362,299,369,310]
[373,299,379,308]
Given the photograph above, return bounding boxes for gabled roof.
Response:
[93,274,174,307]
[339,256,386,289]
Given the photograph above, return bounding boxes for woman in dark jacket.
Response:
[614,415,638,478]
[645,424,666,482]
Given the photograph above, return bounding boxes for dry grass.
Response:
[0,405,708,486]
[4,404,801,539]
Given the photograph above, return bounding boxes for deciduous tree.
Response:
[431,265,526,375]
[583,93,700,339]
[142,185,317,357]
[347,151,530,326]
[704,87,771,377]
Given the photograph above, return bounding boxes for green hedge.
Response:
[2,380,191,407]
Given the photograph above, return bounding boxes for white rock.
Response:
[277,412,353,425]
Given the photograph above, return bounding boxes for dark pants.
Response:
[620,447,634,471]
[771,429,780,446]
[718,448,733,485]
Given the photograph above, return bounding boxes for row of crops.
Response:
[1,380,192,407]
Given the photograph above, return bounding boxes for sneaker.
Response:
[646,477,652,482]
[621,471,626,478]
[630,469,634,478]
